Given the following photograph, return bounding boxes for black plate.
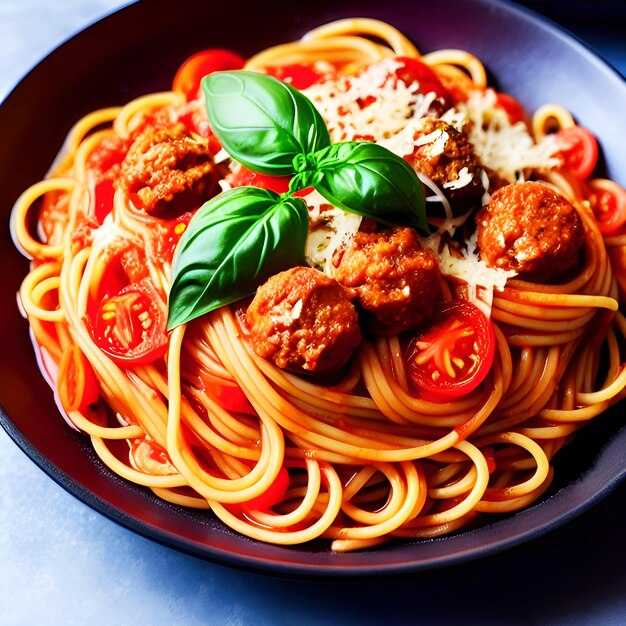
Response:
[1,0,625,576]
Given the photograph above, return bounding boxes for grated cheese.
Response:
[211,61,551,301]
[303,189,362,274]
[443,166,473,190]
[422,231,516,315]
[442,88,561,183]
[302,58,434,142]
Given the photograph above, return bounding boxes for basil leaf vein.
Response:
[202,71,331,176]
[313,142,428,233]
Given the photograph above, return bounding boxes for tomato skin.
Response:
[93,178,115,224]
[586,178,626,235]
[237,465,290,512]
[91,279,168,368]
[265,64,325,90]
[405,299,495,402]
[57,345,100,413]
[215,383,255,415]
[200,371,256,415]
[88,242,150,311]
[494,92,526,125]
[173,49,246,100]
[229,166,312,197]
[393,57,452,104]
[556,126,599,180]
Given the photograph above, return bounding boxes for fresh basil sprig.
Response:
[168,69,428,330]
[202,71,331,175]
[167,187,308,329]
[311,142,428,233]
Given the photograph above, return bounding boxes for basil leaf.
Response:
[313,142,428,233]
[202,71,331,176]
[167,187,308,329]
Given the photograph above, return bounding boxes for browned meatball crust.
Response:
[331,227,441,335]
[406,118,486,215]
[119,123,220,216]
[475,181,585,281]
[246,266,362,374]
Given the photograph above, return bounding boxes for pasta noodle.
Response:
[11,18,626,552]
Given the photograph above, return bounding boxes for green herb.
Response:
[312,142,428,233]
[167,187,308,330]
[202,71,331,175]
[168,70,428,329]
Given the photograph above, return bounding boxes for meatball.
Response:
[331,226,441,335]
[119,123,220,216]
[246,266,362,375]
[406,118,486,215]
[475,181,585,281]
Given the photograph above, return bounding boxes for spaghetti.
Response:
[11,18,626,551]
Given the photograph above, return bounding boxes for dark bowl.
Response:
[1,0,625,577]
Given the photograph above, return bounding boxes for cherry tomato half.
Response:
[587,178,626,235]
[394,57,452,104]
[237,465,290,512]
[405,299,495,402]
[173,49,246,100]
[91,279,168,368]
[556,126,599,180]
[57,345,100,413]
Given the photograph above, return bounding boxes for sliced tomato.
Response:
[405,299,495,402]
[494,92,526,125]
[57,345,100,413]
[89,242,150,310]
[91,278,168,367]
[265,63,325,90]
[173,49,246,100]
[237,465,290,512]
[393,57,452,104]
[228,166,312,197]
[586,178,626,235]
[556,126,599,180]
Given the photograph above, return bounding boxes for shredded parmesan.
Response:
[211,61,546,305]
[302,58,435,143]
[443,166,473,190]
[442,89,561,182]
[304,189,362,274]
[422,231,516,315]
